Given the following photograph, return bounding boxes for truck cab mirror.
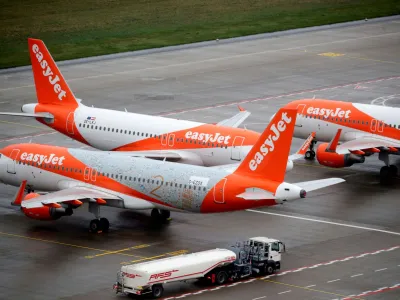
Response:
[279,242,285,253]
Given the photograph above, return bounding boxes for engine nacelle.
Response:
[21,193,72,221]
[316,143,365,168]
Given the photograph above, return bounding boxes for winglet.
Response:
[238,105,246,112]
[11,180,27,206]
[327,129,342,152]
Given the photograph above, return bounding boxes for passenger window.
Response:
[91,125,94,129]
[180,184,182,188]
[125,130,127,134]
[146,133,148,137]
[194,186,196,190]
[99,126,102,130]
[141,133,144,136]
[129,131,131,135]
[79,124,81,127]
[125,176,127,180]
[116,129,119,133]
[112,129,114,132]
[95,126,98,129]
[133,131,135,135]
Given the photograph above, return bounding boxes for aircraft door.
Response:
[161,134,168,146]
[231,136,245,161]
[296,104,306,115]
[7,149,20,174]
[377,120,384,133]
[371,119,377,132]
[213,178,227,204]
[66,112,75,135]
[168,134,175,147]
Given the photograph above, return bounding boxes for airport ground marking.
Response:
[2,30,400,93]
[246,209,400,236]
[263,279,363,299]
[252,296,266,300]
[0,231,142,258]
[121,249,188,265]
[374,268,387,272]
[351,274,363,278]
[84,243,152,259]
[339,283,400,300]
[327,279,341,283]
[161,245,398,299]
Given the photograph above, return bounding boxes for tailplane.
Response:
[28,38,78,108]
[235,108,297,182]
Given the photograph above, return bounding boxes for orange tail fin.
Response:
[28,38,78,107]
[235,108,297,182]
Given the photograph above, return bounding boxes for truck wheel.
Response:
[152,284,164,298]
[216,271,228,285]
[265,265,275,275]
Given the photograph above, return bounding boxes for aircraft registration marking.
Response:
[189,176,209,186]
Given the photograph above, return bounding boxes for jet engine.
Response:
[316,143,365,168]
[21,193,73,220]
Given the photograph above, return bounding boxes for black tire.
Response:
[216,271,228,285]
[99,218,110,232]
[152,284,164,298]
[305,150,315,160]
[151,208,161,219]
[265,265,275,275]
[160,209,171,220]
[380,166,392,185]
[89,219,101,233]
[389,165,398,177]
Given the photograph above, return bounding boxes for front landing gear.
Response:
[305,140,317,160]
[151,208,171,223]
[89,202,110,233]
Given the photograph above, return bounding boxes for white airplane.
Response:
[0,108,344,233]
[0,38,304,171]
[281,99,400,184]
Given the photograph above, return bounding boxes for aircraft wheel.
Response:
[389,165,398,177]
[99,217,110,232]
[160,209,171,220]
[305,150,315,160]
[89,219,101,233]
[151,208,161,220]
[380,166,393,185]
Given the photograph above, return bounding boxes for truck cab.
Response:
[247,237,285,273]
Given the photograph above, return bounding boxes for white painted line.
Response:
[278,290,291,295]
[351,274,363,277]
[327,279,341,283]
[305,284,316,288]
[252,296,266,300]
[246,209,400,236]
[375,268,387,272]
[0,101,9,104]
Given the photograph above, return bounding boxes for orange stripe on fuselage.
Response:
[286,99,400,141]
[112,124,260,151]
[0,144,172,209]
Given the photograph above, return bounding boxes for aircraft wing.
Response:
[335,137,400,154]
[293,178,345,192]
[288,132,316,161]
[0,112,54,119]
[216,106,251,128]
[21,186,122,209]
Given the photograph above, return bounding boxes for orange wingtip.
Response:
[96,198,107,205]
[238,105,246,112]
[42,202,62,208]
[388,147,398,152]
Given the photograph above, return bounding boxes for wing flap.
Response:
[336,137,400,154]
[22,186,122,209]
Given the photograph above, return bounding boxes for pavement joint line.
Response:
[2,31,399,92]
[0,231,140,257]
[263,279,363,300]
[2,76,399,144]
[246,209,400,236]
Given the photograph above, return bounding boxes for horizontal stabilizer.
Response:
[293,178,345,192]
[0,112,54,119]
[236,187,275,200]
[217,107,251,128]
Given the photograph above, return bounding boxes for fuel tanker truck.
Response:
[113,237,285,298]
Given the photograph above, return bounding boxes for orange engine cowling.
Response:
[316,143,365,168]
[21,193,73,221]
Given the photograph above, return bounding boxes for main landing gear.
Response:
[379,152,398,185]
[89,202,110,233]
[151,208,171,223]
[305,140,317,160]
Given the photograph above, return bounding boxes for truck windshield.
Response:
[271,242,279,251]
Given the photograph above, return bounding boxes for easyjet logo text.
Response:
[20,152,65,166]
[149,269,178,281]
[249,112,292,171]
[306,107,351,118]
[185,131,231,144]
[32,44,67,101]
